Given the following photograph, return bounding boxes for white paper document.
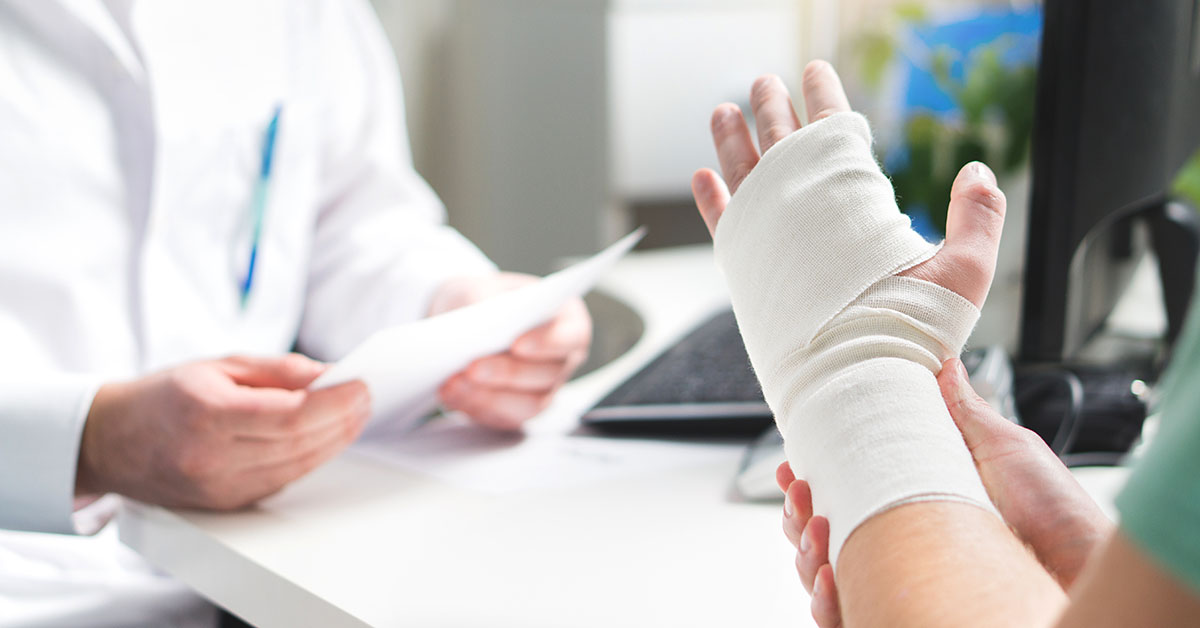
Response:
[350,411,738,494]
[312,229,646,429]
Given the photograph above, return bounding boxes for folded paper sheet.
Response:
[311,229,646,429]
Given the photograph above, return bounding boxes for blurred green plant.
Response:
[1174,149,1200,210]
[853,8,1038,233]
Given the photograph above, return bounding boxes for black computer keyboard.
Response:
[582,308,773,436]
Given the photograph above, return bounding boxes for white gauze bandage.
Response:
[714,112,997,565]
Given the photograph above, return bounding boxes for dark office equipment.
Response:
[581,309,772,437]
[588,0,1200,447]
[1020,0,1200,364]
[1017,0,1200,457]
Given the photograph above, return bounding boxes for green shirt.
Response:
[1115,290,1200,593]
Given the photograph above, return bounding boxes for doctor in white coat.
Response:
[0,0,592,625]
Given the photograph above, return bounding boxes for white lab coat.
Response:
[0,0,494,624]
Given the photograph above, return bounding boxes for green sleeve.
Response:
[1115,299,1200,593]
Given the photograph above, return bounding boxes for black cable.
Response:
[1015,367,1086,457]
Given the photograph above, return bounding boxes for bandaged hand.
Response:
[691,61,1008,564]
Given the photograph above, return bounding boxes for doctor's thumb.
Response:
[937,358,1019,451]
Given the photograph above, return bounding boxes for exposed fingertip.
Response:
[711,103,742,130]
[751,73,785,98]
[966,160,998,185]
[803,59,833,81]
[954,163,1005,214]
[775,461,794,493]
[937,359,971,406]
[811,564,841,628]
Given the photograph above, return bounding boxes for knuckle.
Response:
[959,181,1007,216]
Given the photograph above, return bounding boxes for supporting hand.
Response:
[430,273,592,430]
[77,355,370,510]
[778,358,1113,628]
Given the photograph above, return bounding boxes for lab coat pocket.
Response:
[149,103,319,350]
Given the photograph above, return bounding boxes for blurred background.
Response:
[369,0,1043,275]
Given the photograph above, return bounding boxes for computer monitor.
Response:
[1019,0,1200,365]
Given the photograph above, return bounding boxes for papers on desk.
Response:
[350,410,737,494]
[311,229,645,430]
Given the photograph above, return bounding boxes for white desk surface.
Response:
[118,245,1131,628]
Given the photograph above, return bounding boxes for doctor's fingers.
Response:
[226,416,370,509]
[800,60,851,125]
[467,350,585,393]
[440,376,554,430]
[218,353,327,389]
[749,74,802,154]
[223,380,370,438]
[231,400,371,468]
[510,298,592,362]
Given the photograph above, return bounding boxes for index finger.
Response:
[800,60,851,124]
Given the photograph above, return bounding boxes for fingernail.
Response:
[811,572,821,597]
[800,526,812,554]
[969,161,997,185]
[784,495,794,518]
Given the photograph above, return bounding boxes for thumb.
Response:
[941,162,1007,306]
[937,358,1019,453]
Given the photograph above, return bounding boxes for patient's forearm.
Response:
[837,502,1067,628]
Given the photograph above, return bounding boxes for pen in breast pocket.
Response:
[240,104,282,310]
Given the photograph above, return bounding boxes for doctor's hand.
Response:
[691,60,1007,310]
[430,273,591,430]
[777,358,1113,628]
[76,355,370,510]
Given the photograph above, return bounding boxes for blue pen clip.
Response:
[240,105,282,309]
